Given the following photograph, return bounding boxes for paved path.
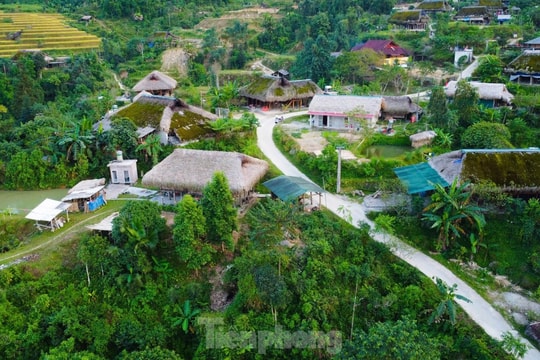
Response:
[256,110,539,359]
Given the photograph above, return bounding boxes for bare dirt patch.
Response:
[161,48,190,76]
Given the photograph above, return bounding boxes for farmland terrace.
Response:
[0,12,101,57]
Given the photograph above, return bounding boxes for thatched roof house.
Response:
[506,50,540,86]
[429,149,540,195]
[389,10,430,31]
[113,94,217,143]
[141,149,269,202]
[416,0,452,13]
[381,96,422,120]
[132,70,178,96]
[239,75,323,109]
[444,81,514,107]
[454,6,490,24]
[409,130,437,148]
[478,0,503,12]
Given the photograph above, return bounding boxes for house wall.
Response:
[310,114,377,130]
[109,162,138,184]
[383,56,409,66]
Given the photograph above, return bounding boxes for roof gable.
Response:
[506,51,540,73]
[308,95,383,118]
[444,81,514,103]
[352,40,409,57]
[263,176,325,202]
[132,70,178,92]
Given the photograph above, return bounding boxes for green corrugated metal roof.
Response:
[394,162,449,194]
[263,176,325,201]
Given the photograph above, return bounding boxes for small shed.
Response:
[263,176,325,208]
[409,130,437,148]
[107,151,138,185]
[25,199,71,232]
[132,70,178,96]
[87,212,119,234]
[61,178,107,213]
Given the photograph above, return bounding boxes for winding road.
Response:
[256,109,539,359]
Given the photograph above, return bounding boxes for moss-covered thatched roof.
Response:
[461,150,540,191]
[114,95,217,141]
[389,10,423,23]
[455,6,489,17]
[416,0,451,11]
[141,149,269,194]
[239,76,323,102]
[506,51,540,73]
[479,0,502,7]
[429,149,540,194]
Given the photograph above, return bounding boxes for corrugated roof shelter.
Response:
[61,178,107,212]
[263,176,325,202]
[25,199,71,231]
[394,163,449,194]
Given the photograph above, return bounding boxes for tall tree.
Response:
[451,80,479,128]
[136,134,162,166]
[200,172,237,251]
[173,195,214,275]
[427,86,452,129]
[461,121,513,149]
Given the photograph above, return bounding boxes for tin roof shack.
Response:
[61,178,107,213]
[25,199,70,232]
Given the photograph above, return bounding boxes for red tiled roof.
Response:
[351,40,409,57]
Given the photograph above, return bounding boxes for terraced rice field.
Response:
[0,12,101,58]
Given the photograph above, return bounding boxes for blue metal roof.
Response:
[394,162,449,194]
[263,176,325,202]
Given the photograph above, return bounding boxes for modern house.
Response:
[107,151,138,185]
[454,6,491,24]
[389,10,430,31]
[239,74,322,109]
[444,81,514,107]
[141,149,269,205]
[308,94,383,130]
[351,40,410,66]
[506,50,540,86]
[132,70,177,96]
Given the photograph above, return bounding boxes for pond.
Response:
[0,189,68,215]
[363,145,413,159]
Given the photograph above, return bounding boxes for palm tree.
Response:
[56,121,95,163]
[422,179,485,251]
[429,277,471,325]
[136,134,162,165]
[172,300,201,334]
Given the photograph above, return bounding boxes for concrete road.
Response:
[256,109,539,359]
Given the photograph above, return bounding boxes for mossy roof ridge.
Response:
[114,102,164,128]
[455,6,489,16]
[479,0,501,7]
[507,52,540,72]
[389,11,422,23]
[239,76,322,102]
[461,152,540,187]
[416,1,449,10]
[170,109,214,141]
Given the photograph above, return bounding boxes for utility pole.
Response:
[336,146,344,193]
